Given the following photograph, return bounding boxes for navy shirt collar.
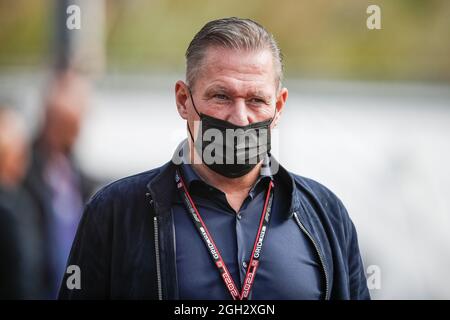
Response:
[168,139,296,217]
[180,162,271,201]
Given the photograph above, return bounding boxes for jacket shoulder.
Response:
[85,163,168,214]
[290,173,352,225]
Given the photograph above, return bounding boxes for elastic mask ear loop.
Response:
[187,87,200,144]
[269,103,278,126]
[188,87,201,117]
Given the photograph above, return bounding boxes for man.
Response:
[0,107,46,299]
[59,17,370,300]
[25,70,97,298]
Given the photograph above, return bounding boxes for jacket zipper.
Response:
[293,212,330,300]
[148,192,163,300]
[153,214,163,300]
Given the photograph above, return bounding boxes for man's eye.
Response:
[249,98,266,104]
[214,94,229,100]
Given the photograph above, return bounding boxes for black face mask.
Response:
[187,88,276,178]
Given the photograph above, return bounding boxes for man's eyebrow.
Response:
[204,86,271,100]
[204,85,232,96]
[248,90,271,99]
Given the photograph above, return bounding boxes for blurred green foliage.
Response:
[0,0,449,81]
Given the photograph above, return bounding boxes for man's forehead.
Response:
[195,47,277,93]
[203,46,274,70]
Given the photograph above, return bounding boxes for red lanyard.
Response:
[175,169,274,300]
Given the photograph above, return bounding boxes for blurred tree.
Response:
[0,0,449,81]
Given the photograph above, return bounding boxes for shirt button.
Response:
[242,261,248,269]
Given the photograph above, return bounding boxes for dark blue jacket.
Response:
[58,159,370,300]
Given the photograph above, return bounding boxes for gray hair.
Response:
[185,17,284,92]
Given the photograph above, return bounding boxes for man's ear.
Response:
[271,87,288,129]
[175,81,190,120]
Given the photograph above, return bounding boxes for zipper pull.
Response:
[146,192,154,206]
